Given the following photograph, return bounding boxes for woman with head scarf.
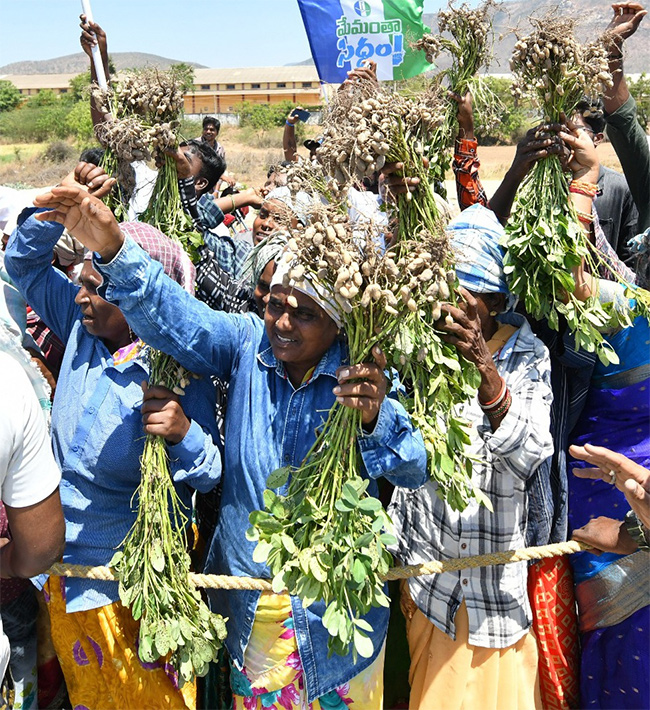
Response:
[389,204,553,710]
[4,184,222,709]
[26,183,428,710]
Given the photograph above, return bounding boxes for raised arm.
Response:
[80,14,111,128]
[450,91,488,211]
[283,107,301,162]
[4,164,116,343]
[31,185,247,379]
[602,2,650,231]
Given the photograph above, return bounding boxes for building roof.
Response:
[0,66,322,92]
[0,73,77,90]
[192,66,320,84]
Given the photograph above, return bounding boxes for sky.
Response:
[0,0,448,69]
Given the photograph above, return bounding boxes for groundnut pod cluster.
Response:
[509,18,612,112]
[95,117,151,162]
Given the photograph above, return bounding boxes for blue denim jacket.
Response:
[94,235,428,702]
[5,212,222,612]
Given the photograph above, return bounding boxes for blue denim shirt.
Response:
[94,235,428,702]
[5,212,222,612]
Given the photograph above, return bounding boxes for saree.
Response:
[44,576,196,710]
[568,316,650,709]
[231,592,384,710]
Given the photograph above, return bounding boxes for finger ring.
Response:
[608,469,617,485]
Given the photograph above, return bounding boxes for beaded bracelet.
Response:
[479,378,506,410]
[486,390,512,419]
[569,179,599,198]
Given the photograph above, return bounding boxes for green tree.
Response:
[0,80,22,112]
[69,72,92,103]
[65,101,95,145]
[628,73,650,130]
[26,90,59,108]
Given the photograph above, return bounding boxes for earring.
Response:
[489,310,498,317]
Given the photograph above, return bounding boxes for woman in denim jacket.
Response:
[31,184,428,709]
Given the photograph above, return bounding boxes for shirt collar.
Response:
[494,311,533,359]
[257,332,346,384]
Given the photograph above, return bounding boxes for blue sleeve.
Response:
[168,419,222,493]
[4,208,80,343]
[95,235,254,380]
[357,395,428,489]
[197,194,225,231]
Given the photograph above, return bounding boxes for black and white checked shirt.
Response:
[389,313,554,648]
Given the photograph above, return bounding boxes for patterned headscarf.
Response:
[264,187,313,227]
[446,204,516,311]
[87,222,196,293]
[240,233,288,289]
[270,258,343,328]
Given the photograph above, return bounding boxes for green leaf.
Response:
[341,482,360,506]
[272,572,286,594]
[352,559,366,584]
[139,632,155,662]
[155,626,171,657]
[150,539,165,573]
[109,550,124,568]
[353,628,374,658]
[309,556,328,583]
[335,498,354,513]
[266,466,291,489]
[252,540,272,564]
[472,486,493,512]
[358,497,382,513]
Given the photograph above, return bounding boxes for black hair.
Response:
[181,138,226,193]
[575,98,606,134]
[79,147,105,166]
[266,160,292,178]
[203,115,220,133]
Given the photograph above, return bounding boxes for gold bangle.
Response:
[230,194,236,212]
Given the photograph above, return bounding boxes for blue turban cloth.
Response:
[445,204,516,311]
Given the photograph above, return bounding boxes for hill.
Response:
[0,52,206,75]
[423,0,649,74]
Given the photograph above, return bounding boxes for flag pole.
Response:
[80,0,108,89]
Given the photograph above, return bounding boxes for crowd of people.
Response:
[0,3,649,710]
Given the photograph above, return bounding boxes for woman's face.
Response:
[264,285,339,385]
[253,200,286,244]
[254,259,276,315]
[74,261,130,351]
[467,291,505,339]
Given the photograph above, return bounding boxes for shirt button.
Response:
[72,445,79,453]
[284,455,290,463]
[88,406,95,414]
[462,579,468,586]
[461,543,467,551]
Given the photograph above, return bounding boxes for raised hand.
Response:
[33,186,124,260]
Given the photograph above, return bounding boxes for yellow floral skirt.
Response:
[44,576,195,710]
[231,592,384,710]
